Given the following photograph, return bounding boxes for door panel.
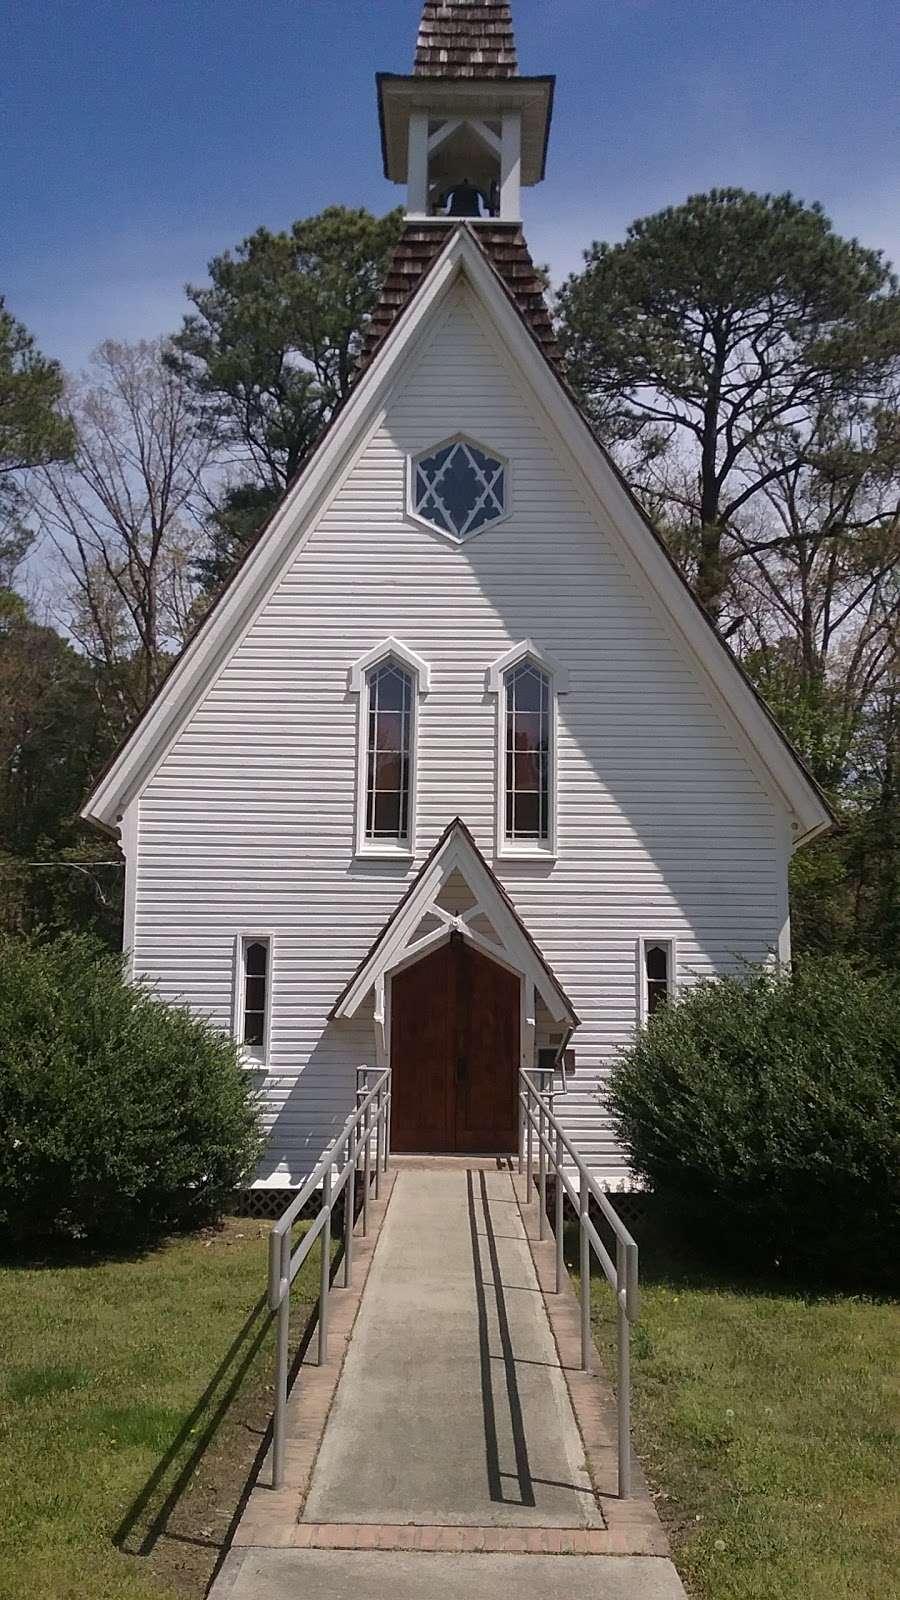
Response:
[389,937,520,1154]
[390,943,453,1152]
[455,943,520,1153]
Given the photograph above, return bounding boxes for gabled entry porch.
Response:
[330,819,579,1156]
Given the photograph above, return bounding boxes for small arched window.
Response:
[234,934,272,1066]
[638,938,677,1022]
[505,662,551,844]
[366,661,414,845]
[243,941,269,1046]
[645,944,670,1016]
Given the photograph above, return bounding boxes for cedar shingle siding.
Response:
[415,1,518,79]
[362,223,561,372]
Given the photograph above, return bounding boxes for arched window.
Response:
[243,941,269,1046]
[638,938,677,1022]
[234,934,273,1065]
[366,661,414,845]
[487,641,566,858]
[349,638,430,858]
[645,944,670,1016]
[505,661,551,844]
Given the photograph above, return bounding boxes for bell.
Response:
[446,179,483,219]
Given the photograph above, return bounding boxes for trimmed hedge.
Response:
[610,958,900,1285]
[0,934,263,1245]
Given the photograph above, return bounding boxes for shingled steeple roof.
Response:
[415,0,518,79]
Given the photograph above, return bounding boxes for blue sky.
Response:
[4,0,900,371]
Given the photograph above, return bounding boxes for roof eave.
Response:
[376,72,556,185]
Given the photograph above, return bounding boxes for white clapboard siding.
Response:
[133,281,787,1186]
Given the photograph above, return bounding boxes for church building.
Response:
[83,0,831,1187]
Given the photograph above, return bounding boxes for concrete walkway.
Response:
[305,1165,600,1528]
[218,1549,687,1598]
[213,1162,686,1599]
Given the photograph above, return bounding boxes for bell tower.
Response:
[377,1,555,224]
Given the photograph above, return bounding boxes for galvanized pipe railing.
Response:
[267,1066,391,1488]
[518,1068,640,1499]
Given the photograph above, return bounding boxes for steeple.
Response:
[415,1,518,80]
[377,0,554,223]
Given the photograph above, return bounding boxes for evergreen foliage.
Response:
[0,299,75,579]
[0,934,263,1244]
[558,189,900,617]
[169,205,403,592]
[610,959,900,1284]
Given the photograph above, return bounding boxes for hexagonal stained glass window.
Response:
[412,436,507,541]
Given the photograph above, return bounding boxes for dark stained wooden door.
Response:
[390,943,454,1153]
[390,936,520,1154]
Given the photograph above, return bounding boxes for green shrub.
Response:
[610,958,900,1285]
[0,933,263,1245]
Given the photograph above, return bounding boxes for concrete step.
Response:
[217,1549,688,1600]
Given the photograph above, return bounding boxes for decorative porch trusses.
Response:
[329,818,578,1064]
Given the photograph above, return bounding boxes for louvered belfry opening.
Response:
[415,0,518,80]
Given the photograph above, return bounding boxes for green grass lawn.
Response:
[0,1219,328,1600]
[584,1219,900,1600]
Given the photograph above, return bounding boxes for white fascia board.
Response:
[455,847,571,1021]
[453,231,832,847]
[336,855,452,1018]
[82,234,470,831]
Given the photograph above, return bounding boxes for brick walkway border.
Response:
[283,1523,658,1554]
[234,1171,397,1550]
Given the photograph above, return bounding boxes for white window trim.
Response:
[406,433,513,545]
[233,933,275,1069]
[636,936,679,1025]
[487,641,568,861]
[349,638,430,860]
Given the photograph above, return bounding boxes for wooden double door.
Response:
[390,936,520,1154]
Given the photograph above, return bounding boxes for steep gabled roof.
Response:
[415,0,518,79]
[82,224,832,845]
[330,819,578,1024]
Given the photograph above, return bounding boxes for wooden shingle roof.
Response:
[360,221,561,374]
[415,0,518,79]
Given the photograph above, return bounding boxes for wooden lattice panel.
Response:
[234,1188,298,1221]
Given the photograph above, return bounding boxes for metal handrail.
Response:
[519,1067,639,1498]
[267,1066,391,1488]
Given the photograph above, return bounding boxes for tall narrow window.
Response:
[350,638,429,857]
[645,944,669,1016]
[243,941,268,1045]
[639,938,676,1021]
[366,661,413,844]
[505,662,551,843]
[236,935,272,1064]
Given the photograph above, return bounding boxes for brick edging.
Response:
[286,1523,660,1554]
